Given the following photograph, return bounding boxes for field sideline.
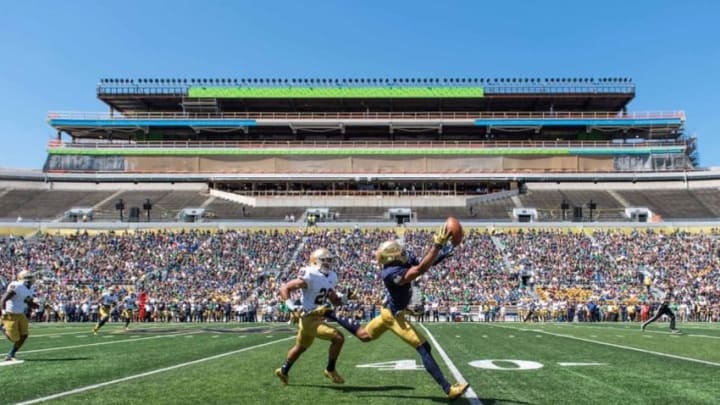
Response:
[1,321,718,404]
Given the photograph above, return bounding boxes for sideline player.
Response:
[328,227,470,400]
[641,284,681,333]
[274,248,346,385]
[1,270,37,362]
[121,292,137,330]
[93,286,119,335]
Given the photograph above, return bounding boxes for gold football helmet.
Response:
[17,270,34,281]
[310,248,335,273]
[18,270,35,286]
[375,240,408,266]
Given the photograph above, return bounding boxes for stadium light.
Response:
[588,199,597,221]
[115,199,125,222]
[560,200,569,221]
[143,199,152,222]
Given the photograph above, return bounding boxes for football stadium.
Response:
[1,77,719,404]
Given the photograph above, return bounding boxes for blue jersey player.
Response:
[328,226,470,400]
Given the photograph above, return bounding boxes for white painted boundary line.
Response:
[32,331,98,338]
[419,323,483,405]
[21,332,198,354]
[14,336,294,405]
[492,324,720,367]
[30,324,202,337]
[552,323,720,338]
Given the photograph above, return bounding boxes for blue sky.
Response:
[0,0,718,169]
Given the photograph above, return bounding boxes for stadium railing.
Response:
[47,139,688,150]
[48,110,684,121]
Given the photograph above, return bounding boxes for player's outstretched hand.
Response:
[432,225,451,247]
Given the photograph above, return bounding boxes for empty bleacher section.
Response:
[556,190,625,221]
[202,198,247,220]
[468,200,516,220]
[0,190,113,220]
[690,188,720,217]
[92,190,169,221]
[617,189,719,219]
[203,199,304,221]
[151,191,209,219]
[518,189,625,221]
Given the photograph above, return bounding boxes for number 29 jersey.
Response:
[299,266,338,313]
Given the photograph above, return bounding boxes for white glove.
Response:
[335,292,348,305]
[285,299,298,311]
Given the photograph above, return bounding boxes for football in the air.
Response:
[445,216,463,246]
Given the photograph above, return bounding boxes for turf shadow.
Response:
[293,384,414,392]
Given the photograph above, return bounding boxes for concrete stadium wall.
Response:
[86,155,616,174]
[0,181,207,191]
[126,156,199,172]
[526,179,720,190]
[199,156,277,172]
[578,156,614,171]
[427,156,503,171]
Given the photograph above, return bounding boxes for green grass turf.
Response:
[1,322,718,404]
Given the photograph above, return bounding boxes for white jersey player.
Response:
[298,264,339,313]
[93,287,119,335]
[1,270,37,362]
[275,248,346,386]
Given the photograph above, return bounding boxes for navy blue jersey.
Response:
[382,264,413,314]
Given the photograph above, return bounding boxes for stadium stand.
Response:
[617,189,718,219]
[0,190,114,221]
[0,75,716,225]
[2,227,718,324]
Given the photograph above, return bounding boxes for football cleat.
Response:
[323,369,345,384]
[275,368,289,386]
[640,323,646,332]
[447,382,469,400]
[3,355,16,362]
[671,329,682,334]
[92,327,99,336]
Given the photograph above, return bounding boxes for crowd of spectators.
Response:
[1,227,718,325]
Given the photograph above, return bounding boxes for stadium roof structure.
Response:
[96,77,636,113]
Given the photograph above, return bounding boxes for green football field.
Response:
[1,321,718,404]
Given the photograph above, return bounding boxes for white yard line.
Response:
[492,324,720,367]
[32,331,98,338]
[418,323,483,405]
[20,332,198,354]
[14,336,294,405]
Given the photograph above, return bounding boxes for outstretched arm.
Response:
[398,226,452,285]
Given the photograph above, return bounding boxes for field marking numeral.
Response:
[356,360,424,371]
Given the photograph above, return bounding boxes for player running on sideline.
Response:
[1,270,38,362]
